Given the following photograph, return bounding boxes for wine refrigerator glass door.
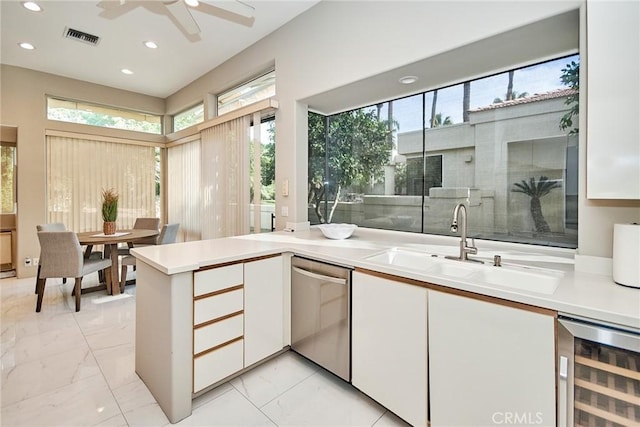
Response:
[559,317,640,427]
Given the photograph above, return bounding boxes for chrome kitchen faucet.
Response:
[445,203,483,263]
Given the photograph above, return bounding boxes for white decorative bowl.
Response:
[318,223,357,240]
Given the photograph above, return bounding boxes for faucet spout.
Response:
[446,203,483,263]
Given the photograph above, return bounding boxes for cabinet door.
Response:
[586,0,640,199]
[352,271,428,427]
[428,290,556,427]
[244,256,284,367]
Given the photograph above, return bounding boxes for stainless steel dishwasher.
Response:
[291,256,352,382]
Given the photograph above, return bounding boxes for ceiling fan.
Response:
[97,0,256,41]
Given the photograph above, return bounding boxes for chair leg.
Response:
[35,277,46,312]
[35,265,41,294]
[75,277,82,312]
[120,265,127,293]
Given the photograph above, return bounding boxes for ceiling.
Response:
[0,0,319,98]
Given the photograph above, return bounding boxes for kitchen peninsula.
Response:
[131,227,640,424]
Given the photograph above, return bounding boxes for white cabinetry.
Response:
[192,264,244,393]
[586,0,640,199]
[351,271,428,427]
[428,290,556,427]
[244,256,284,367]
[192,255,284,393]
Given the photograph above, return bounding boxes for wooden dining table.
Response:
[77,229,159,295]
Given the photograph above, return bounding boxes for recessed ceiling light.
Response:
[19,42,35,50]
[399,76,418,85]
[121,69,134,75]
[144,41,158,49]
[185,0,199,7]
[22,1,42,12]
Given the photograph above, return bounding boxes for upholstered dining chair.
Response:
[35,223,104,293]
[35,223,67,291]
[120,223,179,291]
[36,231,112,312]
[117,217,160,256]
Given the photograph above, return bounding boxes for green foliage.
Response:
[308,109,394,223]
[48,108,161,134]
[261,122,276,187]
[248,121,276,203]
[173,104,204,132]
[101,188,119,222]
[559,60,580,134]
[1,146,16,214]
[493,91,529,104]
[430,113,453,128]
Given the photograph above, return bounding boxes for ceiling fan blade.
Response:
[96,0,140,19]
[195,1,255,28]
[165,0,201,35]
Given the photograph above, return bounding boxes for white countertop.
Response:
[132,227,640,330]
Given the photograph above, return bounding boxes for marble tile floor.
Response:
[1,275,411,427]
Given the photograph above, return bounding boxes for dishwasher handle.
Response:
[292,266,348,285]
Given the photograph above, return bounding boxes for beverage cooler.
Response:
[558,316,640,426]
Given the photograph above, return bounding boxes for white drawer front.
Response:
[194,264,243,297]
[194,289,243,326]
[193,339,244,393]
[194,313,244,355]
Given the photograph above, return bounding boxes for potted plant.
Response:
[101,188,119,235]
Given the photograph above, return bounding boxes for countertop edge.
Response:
[131,229,640,330]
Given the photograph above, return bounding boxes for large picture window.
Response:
[309,55,579,248]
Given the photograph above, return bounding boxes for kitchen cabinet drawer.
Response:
[193,339,244,393]
[194,264,243,297]
[194,313,243,355]
[194,288,243,326]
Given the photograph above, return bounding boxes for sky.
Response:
[375,54,580,133]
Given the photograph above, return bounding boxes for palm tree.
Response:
[493,91,529,104]
[506,70,514,101]
[512,176,561,233]
[430,89,438,128]
[462,82,470,122]
[431,113,452,128]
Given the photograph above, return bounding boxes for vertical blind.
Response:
[168,116,252,241]
[168,100,277,241]
[167,139,201,242]
[46,134,156,232]
[200,115,251,239]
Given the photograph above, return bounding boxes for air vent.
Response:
[63,27,100,46]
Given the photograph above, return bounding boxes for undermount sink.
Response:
[363,247,563,295]
[475,265,562,295]
[427,261,480,278]
[364,247,442,271]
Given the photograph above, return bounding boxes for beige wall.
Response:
[2,0,639,278]
[167,0,637,258]
[0,65,164,278]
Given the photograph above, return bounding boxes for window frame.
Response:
[172,102,204,132]
[217,70,275,116]
[308,54,580,249]
[46,96,163,135]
